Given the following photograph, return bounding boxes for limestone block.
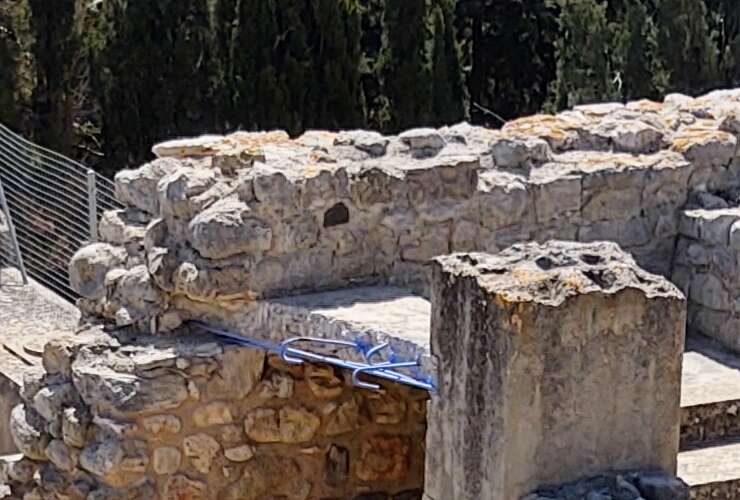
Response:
[356,436,410,482]
[581,165,644,221]
[141,415,181,435]
[672,125,737,167]
[45,439,78,472]
[223,444,254,462]
[192,402,233,427]
[98,209,147,247]
[182,433,220,474]
[322,395,362,437]
[79,438,148,487]
[163,475,207,500]
[61,407,89,449]
[157,167,218,220]
[68,243,127,300]
[114,158,181,214]
[680,208,740,244]
[588,118,666,153]
[489,137,551,168]
[529,171,582,223]
[690,273,732,310]
[10,405,50,461]
[243,406,320,444]
[425,241,686,500]
[399,128,446,157]
[152,446,181,475]
[334,130,389,157]
[188,198,272,259]
[477,172,532,229]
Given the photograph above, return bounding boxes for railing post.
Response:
[0,178,28,284]
[87,169,98,242]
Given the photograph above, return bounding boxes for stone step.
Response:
[678,439,740,498]
[681,335,740,449]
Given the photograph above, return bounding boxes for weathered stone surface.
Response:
[10,405,49,460]
[79,439,148,487]
[182,433,220,474]
[243,406,320,443]
[152,446,181,475]
[425,241,686,500]
[68,243,127,300]
[188,198,272,259]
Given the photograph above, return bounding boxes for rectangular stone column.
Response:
[425,241,686,500]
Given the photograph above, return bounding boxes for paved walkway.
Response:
[0,268,79,384]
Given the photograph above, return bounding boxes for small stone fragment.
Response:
[224,445,255,463]
[183,433,220,474]
[153,447,182,475]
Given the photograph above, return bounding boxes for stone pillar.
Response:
[424,241,686,500]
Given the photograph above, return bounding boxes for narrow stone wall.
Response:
[69,89,740,338]
[3,328,427,499]
[673,190,740,352]
[425,241,686,500]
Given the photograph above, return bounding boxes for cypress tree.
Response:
[377,0,432,131]
[429,0,467,126]
[706,0,740,87]
[655,0,719,94]
[548,0,618,110]
[307,0,366,130]
[27,0,77,154]
[94,0,215,167]
[456,0,558,124]
[611,0,667,100]
[0,4,20,128]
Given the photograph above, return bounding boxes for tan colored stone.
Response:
[356,435,410,482]
[366,389,407,424]
[243,406,320,444]
[205,348,265,401]
[257,372,294,399]
[141,415,181,435]
[305,364,344,399]
[62,407,89,448]
[153,446,182,475]
[183,433,220,474]
[243,408,280,443]
[45,439,79,472]
[278,406,321,443]
[323,395,362,436]
[224,445,255,463]
[192,402,233,427]
[163,475,207,500]
[220,425,244,445]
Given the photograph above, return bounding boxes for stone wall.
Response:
[3,327,427,499]
[673,189,740,352]
[69,89,740,337]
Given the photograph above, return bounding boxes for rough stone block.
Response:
[425,241,686,500]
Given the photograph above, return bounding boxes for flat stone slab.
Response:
[270,286,431,353]
[678,439,740,486]
[0,268,79,384]
[681,335,740,408]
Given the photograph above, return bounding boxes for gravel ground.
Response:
[0,267,79,383]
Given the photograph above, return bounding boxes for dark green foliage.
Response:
[430,0,467,126]
[707,0,740,86]
[0,4,20,128]
[93,0,215,167]
[455,0,558,124]
[611,0,667,100]
[28,0,77,154]
[548,0,618,110]
[377,0,432,130]
[655,0,719,94]
[3,0,740,173]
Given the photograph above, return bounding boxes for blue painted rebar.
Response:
[191,321,435,393]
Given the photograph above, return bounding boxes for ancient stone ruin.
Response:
[8,87,740,498]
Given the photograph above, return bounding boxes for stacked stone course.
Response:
[9,87,740,498]
[3,328,427,499]
[69,89,740,336]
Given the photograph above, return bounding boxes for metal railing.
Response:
[0,122,123,302]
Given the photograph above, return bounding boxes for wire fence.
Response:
[0,122,123,302]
